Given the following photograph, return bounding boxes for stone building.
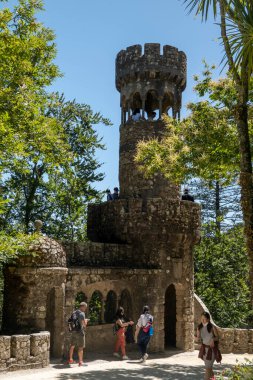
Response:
[1,43,201,362]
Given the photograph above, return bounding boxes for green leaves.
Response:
[0,1,111,248]
[136,68,244,187]
[195,223,251,327]
[183,0,218,20]
[225,0,253,76]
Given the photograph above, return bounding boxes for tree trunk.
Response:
[236,99,253,307]
[215,181,221,232]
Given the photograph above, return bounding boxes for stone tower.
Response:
[116,43,186,199]
[87,43,201,351]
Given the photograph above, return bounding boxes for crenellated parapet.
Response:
[116,43,186,121]
[116,43,186,91]
[87,198,201,267]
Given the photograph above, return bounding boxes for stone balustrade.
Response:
[0,332,50,372]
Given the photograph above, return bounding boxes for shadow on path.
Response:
[55,363,205,380]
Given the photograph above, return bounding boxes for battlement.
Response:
[116,43,186,91]
[88,198,201,246]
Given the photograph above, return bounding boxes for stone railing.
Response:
[194,294,253,354]
[0,332,50,372]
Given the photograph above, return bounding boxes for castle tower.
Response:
[87,44,200,352]
[116,43,187,199]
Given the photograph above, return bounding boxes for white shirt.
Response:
[132,113,141,121]
[137,313,153,328]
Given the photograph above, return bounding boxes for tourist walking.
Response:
[135,305,153,363]
[196,311,221,380]
[68,301,89,367]
[113,306,134,360]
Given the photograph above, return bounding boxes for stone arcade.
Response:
[1,43,202,370]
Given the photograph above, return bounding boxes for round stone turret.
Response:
[116,43,187,199]
[116,43,186,121]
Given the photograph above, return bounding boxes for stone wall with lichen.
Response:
[0,332,50,372]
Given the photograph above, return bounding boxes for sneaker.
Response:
[143,353,149,361]
[122,355,129,360]
[78,362,88,367]
[67,359,76,365]
[113,352,121,358]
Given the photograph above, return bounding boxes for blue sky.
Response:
[3,0,222,194]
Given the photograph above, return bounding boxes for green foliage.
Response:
[194,224,252,328]
[0,1,111,241]
[182,0,253,76]
[89,291,102,325]
[216,359,253,379]
[0,231,38,264]
[74,291,87,309]
[136,66,252,188]
[2,93,110,240]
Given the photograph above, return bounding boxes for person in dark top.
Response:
[106,189,113,201]
[112,187,119,200]
[181,188,194,202]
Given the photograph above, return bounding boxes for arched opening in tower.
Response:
[145,90,159,120]
[162,92,174,117]
[164,284,176,348]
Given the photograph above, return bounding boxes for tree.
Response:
[0,1,111,240]
[180,0,253,304]
[194,223,252,328]
[185,178,242,230]
[136,62,253,300]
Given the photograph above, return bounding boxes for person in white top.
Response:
[132,108,141,122]
[134,305,153,363]
[196,311,220,380]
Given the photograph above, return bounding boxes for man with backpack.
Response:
[68,301,89,366]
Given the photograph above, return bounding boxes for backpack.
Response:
[113,321,121,335]
[68,310,81,332]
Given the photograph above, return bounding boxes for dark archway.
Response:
[119,289,133,319]
[164,284,176,348]
[104,290,117,323]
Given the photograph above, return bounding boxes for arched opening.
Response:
[162,92,173,115]
[74,291,87,309]
[131,92,142,111]
[119,289,133,319]
[104,290,117,323]
[164,284,176,348]
[89,290,103,325]
[145,90,159,120]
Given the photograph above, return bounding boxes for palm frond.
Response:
[183,0,218,20]
[223,0,253,76]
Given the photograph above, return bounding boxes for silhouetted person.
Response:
[148,111,156,120]
[106,189,113,201]
[112,187,119,200]
[181,188,194,202]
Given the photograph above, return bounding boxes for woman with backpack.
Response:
[113,306,134,360]
[135,305,154,363]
